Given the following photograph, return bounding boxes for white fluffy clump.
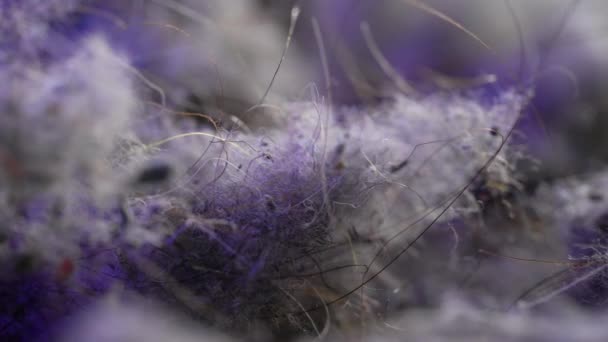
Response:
[0,36,138,260]
[276,91,528,321]
[59,295,608,342]
[0,36,136,198]
[119,0,312,114]
[279,90,526,240]
[322,295,608,342]
[0,0,81,59]
[0,1,79,31]
[535,169,608,238]
[59,296,237,342]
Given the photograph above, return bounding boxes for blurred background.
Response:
[79,0,608,178]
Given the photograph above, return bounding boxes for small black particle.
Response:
[14,305,26,320]
[589,193,603,202]
[266,199,276,211]
[136,163,172,184]
[595,212,608,232]
[15,255,34,274]
[390,159,409,173]
[335,144,345,155]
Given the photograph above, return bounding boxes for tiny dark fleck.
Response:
[14,305,26,320]
[595,212,608,232]
[266,199,276,211]
[489,127,498,136]
[136,163,172,184]
[335,144,345,155]
[589,193,603,202]
[15,254,34,274]
[390,159,409,173]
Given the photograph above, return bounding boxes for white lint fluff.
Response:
[0,36,138,261]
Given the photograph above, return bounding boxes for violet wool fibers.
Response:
[4,1,608,341]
